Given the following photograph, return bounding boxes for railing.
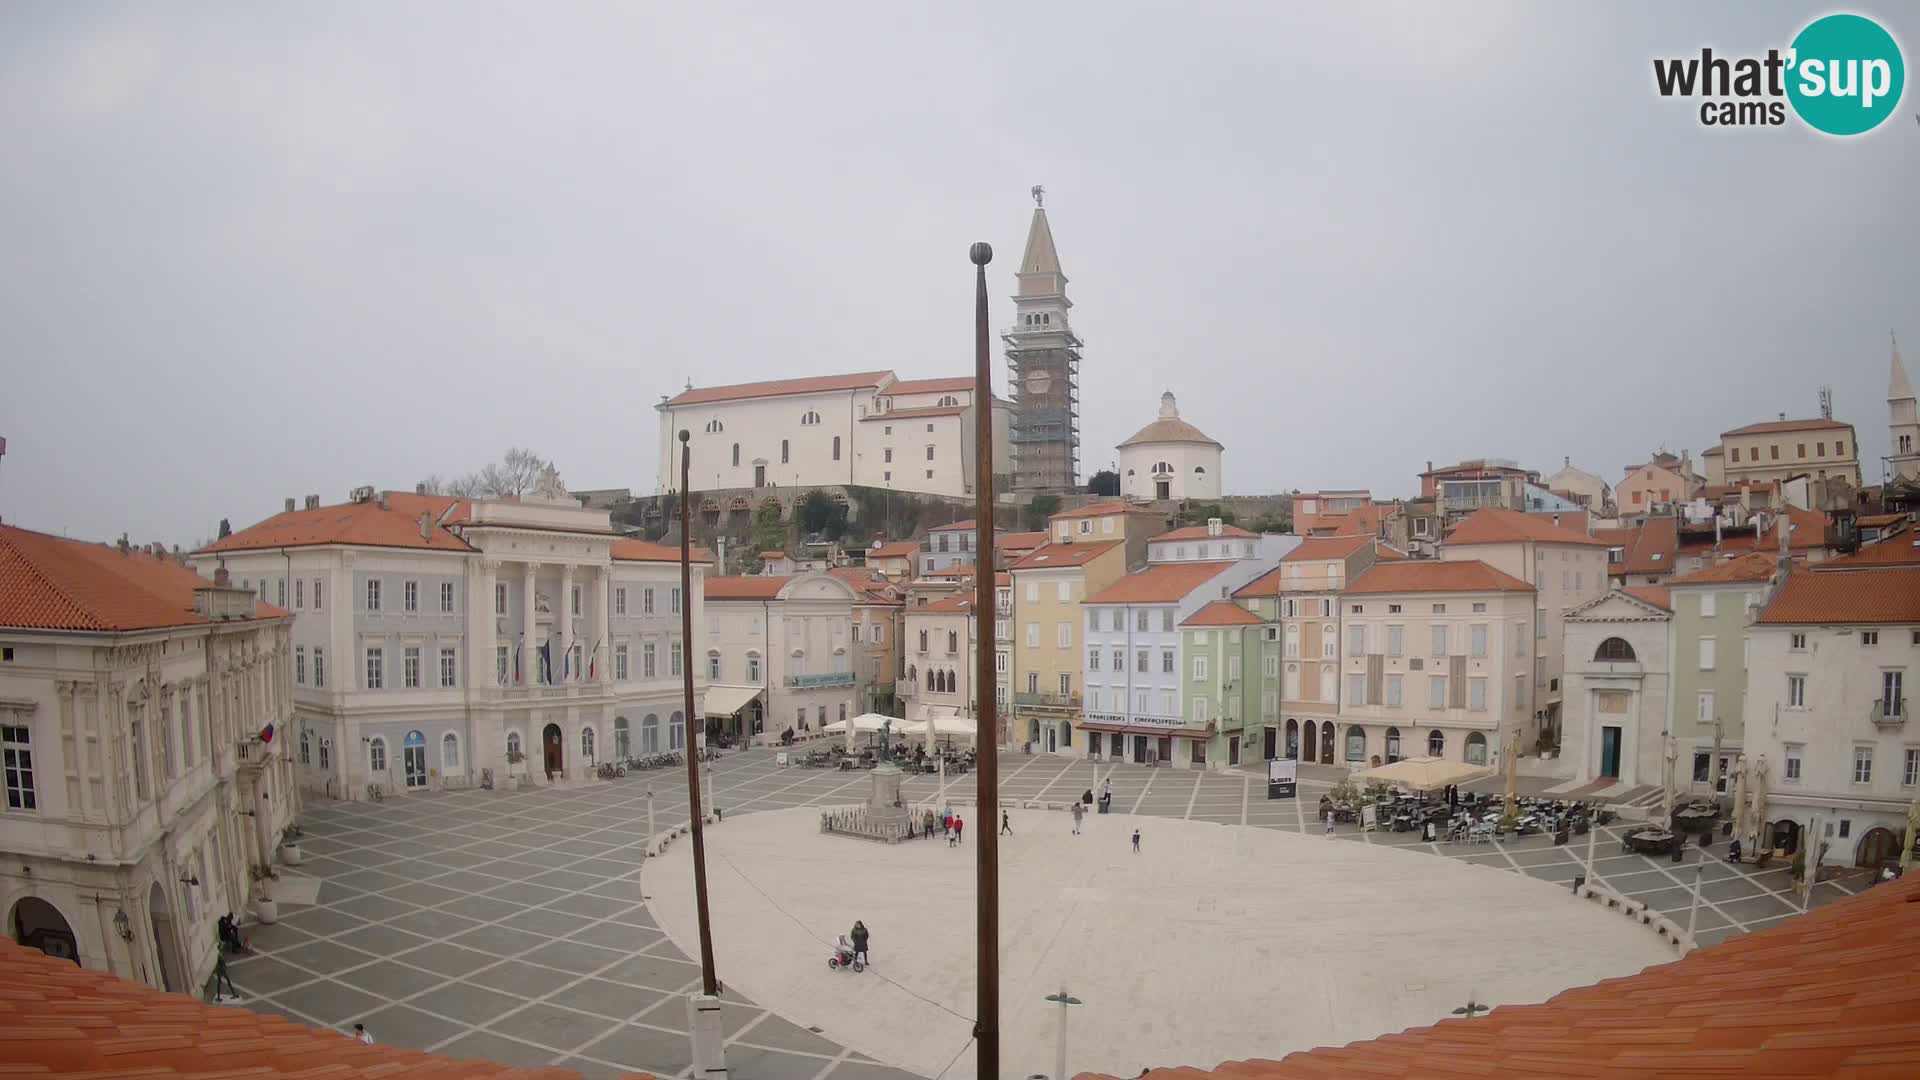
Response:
[896,679,917,699]
[1871,697,1906,730]
[1014,691,1081,709]
[787,672,856,689]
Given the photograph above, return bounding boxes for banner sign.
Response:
[1266,758,1297,800]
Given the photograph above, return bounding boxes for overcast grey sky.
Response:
[2,2,1915,545]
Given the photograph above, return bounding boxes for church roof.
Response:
[1020,207,1062,276]
[1118,392,1222,449]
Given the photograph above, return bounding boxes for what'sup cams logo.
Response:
[1654,12,1905,135]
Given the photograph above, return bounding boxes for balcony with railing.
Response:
[1871,696,1906,731]
[1014,690,1082,710]
[896,678,918,699]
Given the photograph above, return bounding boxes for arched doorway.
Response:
[11,895,77,966]
[541,723,563,779]
[613,717,630,760]
[1856,826,1903,868]
[1770,819,1801,857]
[1057,720,1072,753]
[1302,720,1317,763]
[642,714,660,753]
[402,730,427,789]
[1262,726,1277,760]
[668,711,685,751]
[1464,731,1488,765]
[1320,723,1335,764]
[146,882,183,992]
[1384,727,1402,764]
[1284,719,1299,760]
[1344,725,1366,765]
[1427,729,1445,757]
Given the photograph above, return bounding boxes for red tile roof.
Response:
[1294,502,1381,538]
[1722,416,1853,435]
[202,492,478,554]
[1152,524,1256,542]
[1083,875,1920,1080]
[0,938,623,1079]
[887,376,974,395]
[1346,560,1534,595]
[1009,540,1124,570]
[1443,507,1610,547]
[860,405,966,420]
[1622,584,1673,611]
[1622,514,1679,575]
[867,541,920,560]
[1593,526,1638,577]
[663,370,892,407]
[1048,500,1154,521]
[1857,513,1909,529]
[1815,528,1920,570]
[924,594,979,613]
[995,530,1049,551]
[1181,599,1263,627]
[1667,551,1782,586]
[1084,561,1237,604]
[928,519,977,531]
[1374,544,1408,561]
[1230,566,1283,599]
[704,575,790,600]
[1758,565,1920,624]
[1,525,284,632]
[609,538,712,564]
[1280,534,1374,562]
[1526,508,1589,535]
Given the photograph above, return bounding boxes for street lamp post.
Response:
[647,789,655,853]
[1685,855,1705,947]
[1044,987,1082,1080]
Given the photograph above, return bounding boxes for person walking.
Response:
[954,814,964,845]
[943,812,953,839]
[211,950,237,1001]
[1001,810,1013,836]
[1131,828,1141,853]
[1324,808,1336,836]
[1071,800,1084,835]
[353,1024,374,1045]
[850,920,870,967]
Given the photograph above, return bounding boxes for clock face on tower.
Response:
[1025,371,1053,397]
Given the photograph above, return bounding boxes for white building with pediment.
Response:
[1561,586,1673,789]
[197,474,708,799]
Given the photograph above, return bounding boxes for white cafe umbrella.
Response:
[1352,756,1493,792]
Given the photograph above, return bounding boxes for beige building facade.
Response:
[1710,418,1860,488]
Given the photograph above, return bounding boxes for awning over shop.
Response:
[1352,755,1493,791]
[1078,722,1208,739]
[703,684,765,718]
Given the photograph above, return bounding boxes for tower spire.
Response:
[1891,331,1914,403]
[1003,191,1081,494]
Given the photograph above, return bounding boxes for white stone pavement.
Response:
[647,806,1676,1080]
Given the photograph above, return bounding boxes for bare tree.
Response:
[423,449,550,499]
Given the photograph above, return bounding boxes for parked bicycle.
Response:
[596,761,626,780]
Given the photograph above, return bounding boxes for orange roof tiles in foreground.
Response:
[1181,599,1264,626]
[1443,507,1610,547]
[1666,551,1781,586]
[995,530,1049,550]
[1152,524,1256,542]
[1009,540,1124,570]
[1084,561,1237,605]
[1230,566,1283,599]
[1816,527,1920,569]
[703,575,790,600]
[866,541,921,560]
[0,938,631,1079]
[201,492,477,554]
[1082,875,1920,1080]
[1621,584,1673,611]
[662,369,892,407]
[1048,500,1153,521]
[1346,560,1534,596]
[1,524,284,632]
[1279,534,1375,562]
[609,538,712,564]
[1758,565,1920,625]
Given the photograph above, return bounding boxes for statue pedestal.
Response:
[820,761,914,844]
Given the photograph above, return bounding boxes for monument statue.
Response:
[877,718,893,762]
[535,591,552,614]
[531,463,569,501]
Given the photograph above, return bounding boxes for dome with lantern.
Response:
[1117,391,1223,502]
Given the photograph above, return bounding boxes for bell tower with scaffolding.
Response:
[1004,187,1081,493]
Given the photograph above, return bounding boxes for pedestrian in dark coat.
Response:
[851,920,870,965]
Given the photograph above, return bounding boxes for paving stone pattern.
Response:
[227,748,1862,1078]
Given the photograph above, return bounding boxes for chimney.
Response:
[377,492,389,511]
[1207,517,1223,537]
[305,494,320,510]
[416,482,427,495]
[117,533,129,554]
[419,512,431,540]
[285,497,296,513]
[1564,455,1570,467]
[1778,412,1786,421]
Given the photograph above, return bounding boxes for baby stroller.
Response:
[827,934,865,972]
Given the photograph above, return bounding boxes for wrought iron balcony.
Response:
[1871,697,1906,731]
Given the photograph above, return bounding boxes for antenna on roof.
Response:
[1818,385,1833,420]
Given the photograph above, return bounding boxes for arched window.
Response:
[642,714,660,753]
[319,738,331,770]
[832,436,841,461]
[1427,729,1445,757]
[368,736,387,773]
[747,651,762,682]
[937,395,958,407]
[732,444,740,467]
[581,726,596,761]
[442,732,460,769]
[669,711,686,750]
[906,663,917,683]
[299,728,311,766]
[1594,637,1637,662]
[947,630,959,653]
[707,650,721,680]
[705,419,724,433]
[1345,725,1366,762]
[613,716,630,759]
[1194,466,1206,474]
[1153,461,1172,474]
[1384,727,1402,763]
[506,731,522,759]
[1465,731,1488,765]
[800,410,821,426]
[781,439,790,464]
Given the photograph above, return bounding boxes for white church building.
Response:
[654,371,1012,499]
[1118,392,1223,502]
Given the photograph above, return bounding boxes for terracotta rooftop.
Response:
[1180,599,1264,627]
[1279,534,1374,562]
[1667,551,1783,586]
[867,541,920,560]
[1085,561,1237,605]
[995,530,1049,551]
[860,404,967,420]
[609,538,712,564]
[1374,545,1408,561]
[1857,513,1909,529]
[1082,874,1920,1080]
[1622,584,1673,611]
[1295,502,1382,538]
[0,938,627,1079]
[1153,524,1256,542]
[1230,566,1283,599]
[1593,525,1637,577]
[1758,565,1920,625]
[1722,416,1854,436]
[887,376,974,395]
[704,575,790,600]
[662,370,891,407]
[200,491,476,554]
[928,519,977,531]
[1621,514,1679,575]
[924,594,979,613]
[1,524,284,632]
[1700,444,1724,456]
[1117,416,1221,449]
[1443,507,1610,547]
[1346,560,1534,596]
[1815,528,1920,570]
[1009,540,1124,570]
[1048,500,1153,521]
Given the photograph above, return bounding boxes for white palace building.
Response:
[654,370,1012,499]
[198,471,708,801]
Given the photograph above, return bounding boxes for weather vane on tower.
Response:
[1031,184,1044,208]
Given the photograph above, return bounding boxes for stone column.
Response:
[559,566,575,684]
[481,559,500,687]
[596,566,613,684]
[522,563,538,684]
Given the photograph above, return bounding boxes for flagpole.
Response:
[677,428,728,1080]
[968,239,1001,1080]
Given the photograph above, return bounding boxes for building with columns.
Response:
[1560,585,1673,789]
[1,524,294,998]
[199,475,706,799]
